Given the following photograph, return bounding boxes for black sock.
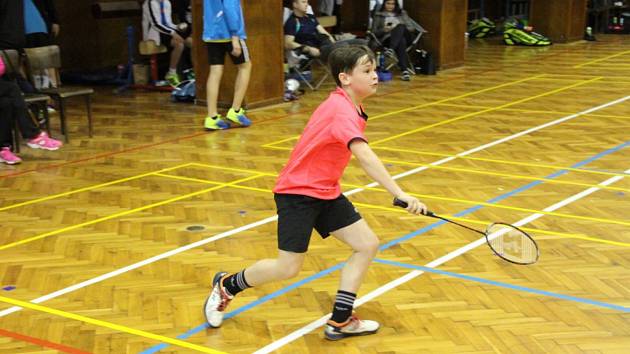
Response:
[222,270,251,296]
[330,290,356,324]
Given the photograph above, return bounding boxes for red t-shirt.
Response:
[273,87,368,199]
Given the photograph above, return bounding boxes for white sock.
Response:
[167,68,177,75]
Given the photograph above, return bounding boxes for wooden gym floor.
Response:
[0,35,629,354]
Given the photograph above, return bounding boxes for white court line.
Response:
[254,168,630,354]
[0,94,628,319]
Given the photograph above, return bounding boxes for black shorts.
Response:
[25,33,52,48]
[206,40,250,65]
[274,193,362,253]
[159,30,187,48]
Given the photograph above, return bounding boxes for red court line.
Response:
[0,44,578,180]
[0,328,92,354]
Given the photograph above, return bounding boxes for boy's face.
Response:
[341,55,379,98]
[293,0,309,13]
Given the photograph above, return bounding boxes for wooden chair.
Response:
[24,45,94,143]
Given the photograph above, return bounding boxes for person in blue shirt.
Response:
[202,0,252,131]
[23,0,59,48]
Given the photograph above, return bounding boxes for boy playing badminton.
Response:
[204,45,427,340]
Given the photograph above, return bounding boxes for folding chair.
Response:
[367,0,427,74]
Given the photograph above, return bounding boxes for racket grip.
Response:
[392,198,433,216]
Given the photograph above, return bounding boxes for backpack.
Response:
[414,50,436,75]
[171,79,196,102]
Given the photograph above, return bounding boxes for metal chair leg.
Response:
[58,99,69,143]
[86,95,93,138]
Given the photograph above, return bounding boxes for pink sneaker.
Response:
[27,132,62,151]
[0,147,22,165]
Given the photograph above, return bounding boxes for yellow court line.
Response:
[154,174,630,248]
[188,162,276,177]
[0,163,195,212]
[539,76,630,85]
[584,63,630,68]
[261,136,299,148]
[373,146,629,178]
[379,158,630,193]
[367,75,546,121]
[339,182,630,227]
[156,172,630,231]
[574,50,630,68]
[435,102,630,120]
[261,75,546,148]
[371,77,602,145]
[0,295,225,354]
[0,174,265,251]
[544,73,630,79]
[351,202,630,247]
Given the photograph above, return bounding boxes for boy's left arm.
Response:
[350,140,427,215]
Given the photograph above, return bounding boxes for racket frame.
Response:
[393,198,539,264]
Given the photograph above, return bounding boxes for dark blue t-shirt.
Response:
[284,14,320,47]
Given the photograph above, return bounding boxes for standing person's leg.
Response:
[204,42,230,130]
[231,61,251,113]
[225,39,252,127]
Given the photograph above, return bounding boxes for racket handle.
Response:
[393,198,433,216]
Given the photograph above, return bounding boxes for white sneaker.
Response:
[324,315,380,340]
[203,272,233,328]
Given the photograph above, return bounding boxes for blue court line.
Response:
[140,140,629,353]
[374,258,630,312]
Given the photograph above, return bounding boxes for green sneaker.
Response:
[204,115,229,130]
[226,108,252,127]
[165,72,181,87]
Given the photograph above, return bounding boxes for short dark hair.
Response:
[328,45,376,87]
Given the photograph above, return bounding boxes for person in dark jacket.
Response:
[371,0,417,80]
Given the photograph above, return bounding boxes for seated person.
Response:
[284,0,365,63]
[0,56,62,165]
[371,0,418,80]
[142,0,192,86]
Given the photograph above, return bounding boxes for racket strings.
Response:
[486,224,538,264]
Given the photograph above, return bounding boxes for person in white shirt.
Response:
[142,0,192,86]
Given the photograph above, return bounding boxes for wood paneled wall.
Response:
[192,0,284,109]
[56,0,141,71]
[530,0,587,43]
[406,0,468,70]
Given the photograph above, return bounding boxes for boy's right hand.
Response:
[396,193,427,215]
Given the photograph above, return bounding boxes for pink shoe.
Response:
[27,132,62,151]
[0,147,22,165]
